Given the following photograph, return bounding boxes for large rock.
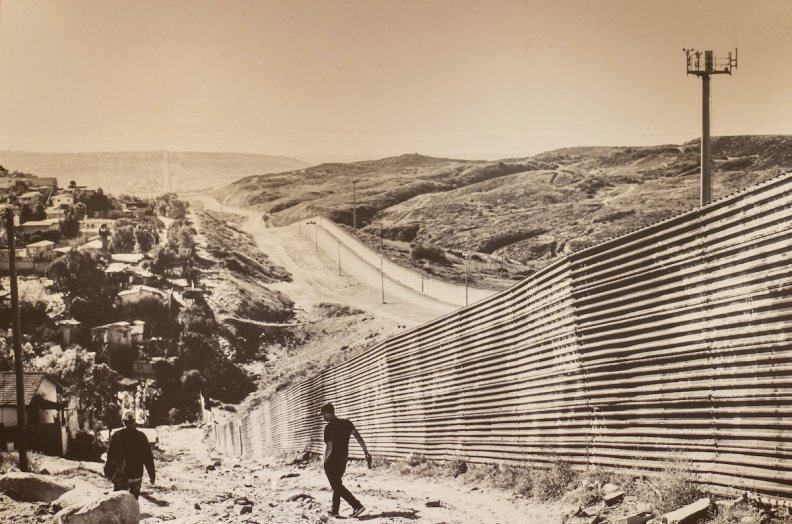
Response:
[0,472,73,502]
[51,491,139,524]
[53,485,104,510]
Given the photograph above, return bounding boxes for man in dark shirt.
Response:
[321,403,370,518]
[106,410,156,500]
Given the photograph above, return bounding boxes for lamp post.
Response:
[4,209,28,471]
[338,238,342,276]
[352,180,358,230]
[380,255,385,304]
[307,220,317,251]
[464,253,469,307]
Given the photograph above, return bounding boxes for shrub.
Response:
[623,453,708,516]
[532,453,578,501]
[411,243,450,265]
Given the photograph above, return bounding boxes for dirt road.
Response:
[142,426,568,524]
[189,195,458,328]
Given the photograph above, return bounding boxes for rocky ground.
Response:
[2,425,785,524]
[0,425,571,524]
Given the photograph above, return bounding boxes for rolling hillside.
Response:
[0,150,310,196]
[214,135,792,288]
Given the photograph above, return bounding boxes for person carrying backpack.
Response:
[105,410,156,499]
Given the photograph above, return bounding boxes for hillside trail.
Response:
[188,195,457,328]
[139,426,568,524]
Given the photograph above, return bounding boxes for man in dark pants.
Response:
[106,410,156,500]
[321,403,370,518]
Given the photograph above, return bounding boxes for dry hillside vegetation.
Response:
[215,136,792,288]
[192,210,295,326]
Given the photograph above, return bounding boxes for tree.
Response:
[0,338,36,372]
[130,295,173,336]
[46,249,106,299]
[145,244,177,276]
[59,209,81,239]
[33,203,48,221]
[68,181,77,189]
[110,225,135,253]
[74,202,87,221]
[134,226,155,253]
[44,348,121,431]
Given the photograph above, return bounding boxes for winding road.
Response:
[187,195,458,328]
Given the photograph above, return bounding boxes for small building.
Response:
[91,322,134,348]
[45,206,66,220]
[50,193,74,208]
[18,218,60,232]
[122,202,148,219]
[25,240,55,260]
[0,372,69,456]
[17,191,41,207]
[117,285,170,306]
[57,319,82,345]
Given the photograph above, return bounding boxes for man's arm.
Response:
[351,429,369,457]
[324,441,333,463]
[141,435,155,484]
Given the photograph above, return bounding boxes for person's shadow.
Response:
[356,509,419,520]
[140,492,170,507]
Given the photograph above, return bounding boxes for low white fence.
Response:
[315,217,496,307]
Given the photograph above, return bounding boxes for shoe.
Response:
[351,506,366,518]
[328,509,340,517]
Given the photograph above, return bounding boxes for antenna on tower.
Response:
[683,48,738,205]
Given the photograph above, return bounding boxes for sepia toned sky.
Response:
[0,0,790,161]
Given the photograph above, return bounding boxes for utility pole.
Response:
[464,253,469,307]
[306,220,317,251]
[4,209,28,471]
[684,48,737,205]
[380,256,385,304]
[352,180,358,231]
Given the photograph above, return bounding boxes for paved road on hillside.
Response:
[188,195,458,328]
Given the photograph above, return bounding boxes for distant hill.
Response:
[214,135,792,288]
[0,151,311,196]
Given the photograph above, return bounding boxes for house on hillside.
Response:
[93,321,147,375]
[122,202,148,219]
[17,191,41,207]
[18,218,59,233]
[45,206,66,219]
[57,319,82,345]
[0,372,70,456]
[25,240,55,260]
[50,193,74,208]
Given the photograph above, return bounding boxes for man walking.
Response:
[106,410,156,500]
[321,403,370,518]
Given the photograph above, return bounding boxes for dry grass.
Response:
[0,451,44,474]
[618,453,709,516]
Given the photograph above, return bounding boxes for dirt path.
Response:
[135,426,568,524]
[188,195,457,329]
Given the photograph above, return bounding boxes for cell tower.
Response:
[684,48,738,205]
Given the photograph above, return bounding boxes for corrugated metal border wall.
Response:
[217,171,792,497]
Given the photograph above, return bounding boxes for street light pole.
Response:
[5,210,28,471]
[380,256,385,304]
[338,238,341,276]
[352,180,357,231]
[464,253,470,307]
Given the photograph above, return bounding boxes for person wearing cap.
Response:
[106,410,156,499]
[321,403,370,518]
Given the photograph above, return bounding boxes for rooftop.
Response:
[0,372,63,406]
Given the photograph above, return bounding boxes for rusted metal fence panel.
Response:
[216,171,792,497]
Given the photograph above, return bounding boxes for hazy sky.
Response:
[0,0,790,161]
